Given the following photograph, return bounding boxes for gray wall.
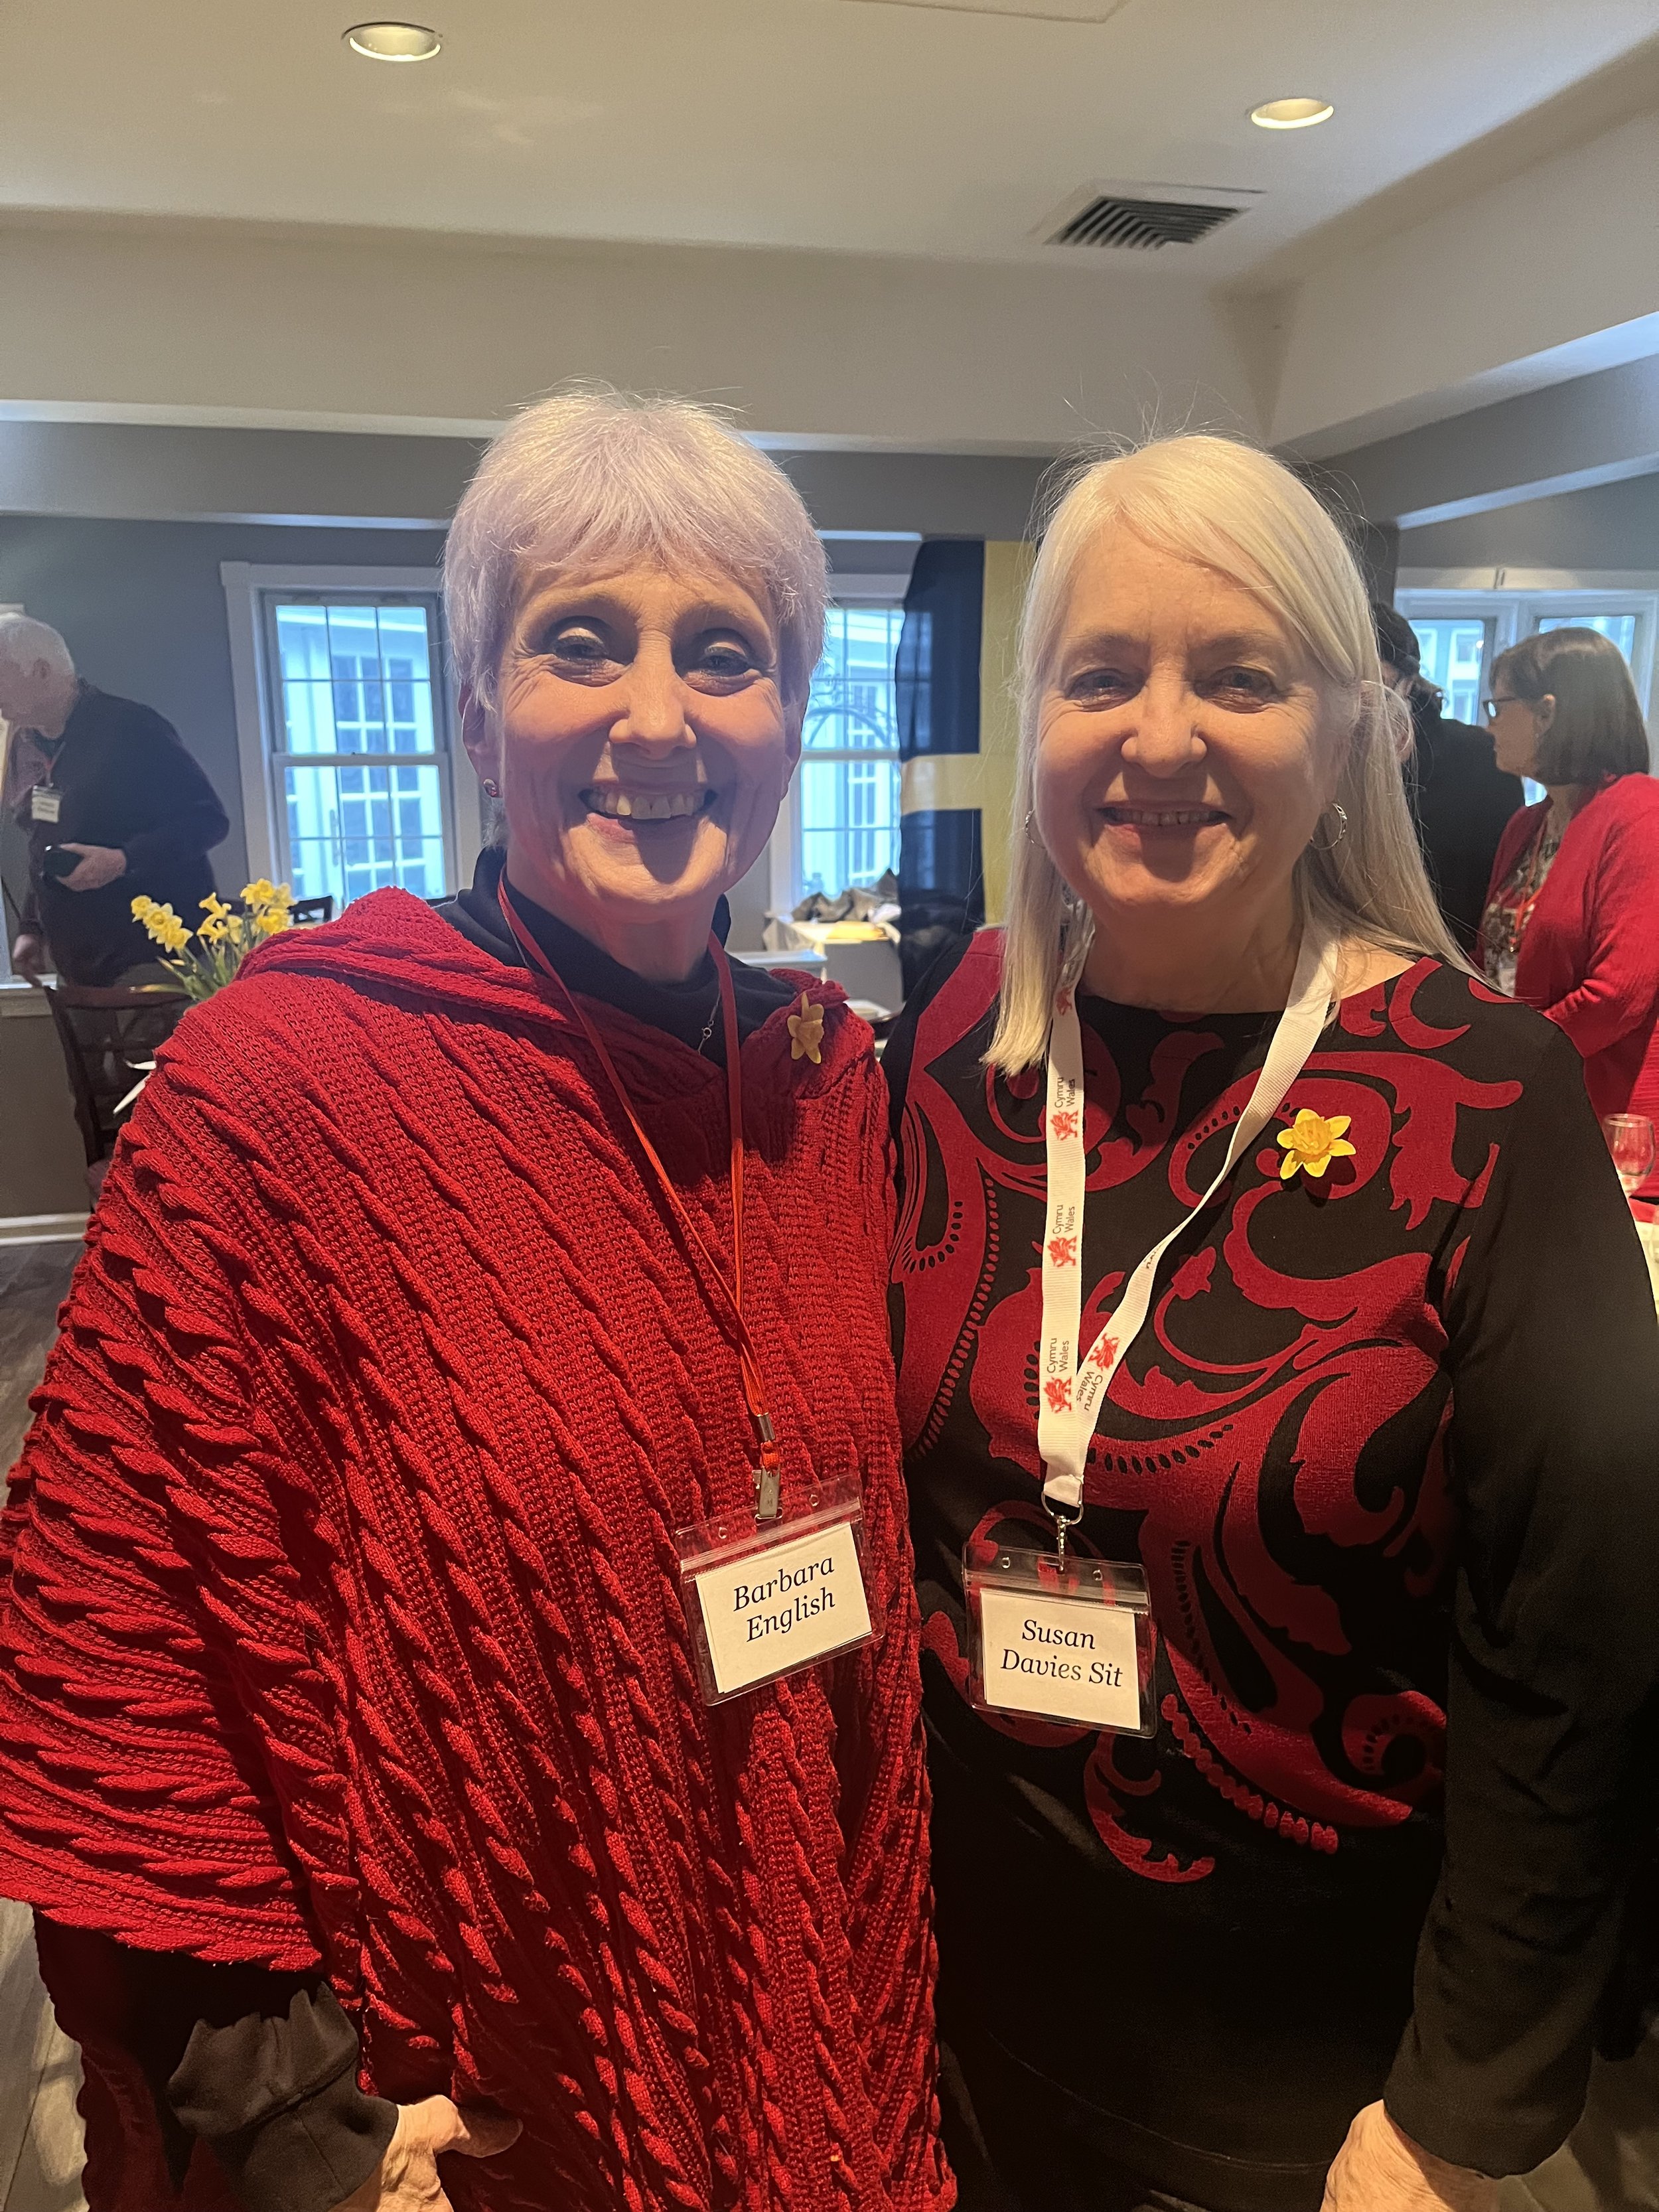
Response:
[1399,467,1659,575]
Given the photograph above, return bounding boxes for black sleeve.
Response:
[118,715,231,880]
[127,1947,396,2212]
[1384,1023,1659,2174]
[883,932,974,1167]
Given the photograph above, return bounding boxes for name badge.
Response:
[30,784,61,823]
[965,1548,1153,1735]
[678,1475,878,1705]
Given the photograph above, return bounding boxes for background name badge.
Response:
[966,1550,1153,1734]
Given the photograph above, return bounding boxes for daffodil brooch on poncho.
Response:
[1276,1108,1356,1182]
[787,992,825,1066]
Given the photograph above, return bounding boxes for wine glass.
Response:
[1601,1114,1656,1197]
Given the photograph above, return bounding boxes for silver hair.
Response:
[989,433,1466,1075]
[445,386,829,712]
[0,614,75,682]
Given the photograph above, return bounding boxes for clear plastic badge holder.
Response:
[677,1474,881,1706]
[965,1548,1155,1736]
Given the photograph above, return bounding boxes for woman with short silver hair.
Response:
[0,392,952,2212]
[887,435,1659,2212]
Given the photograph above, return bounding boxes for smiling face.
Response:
[1034,524,1346,1000]
[464,561,802,978]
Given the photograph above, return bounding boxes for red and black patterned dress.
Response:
[887,930,1659,2212]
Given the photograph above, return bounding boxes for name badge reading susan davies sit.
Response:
[678,1477,879,1706]
[966,1550,1154,1735]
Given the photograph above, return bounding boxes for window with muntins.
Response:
[261,595,453,909]
[1396,590,1656,724]
[796,605,903,900]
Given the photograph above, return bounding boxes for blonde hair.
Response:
[989,433,1463,1073]
[445,386,828,712]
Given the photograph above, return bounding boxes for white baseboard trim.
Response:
[0,1212,88,1246]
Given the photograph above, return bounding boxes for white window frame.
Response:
[222,563,481,899]
[1396,570,1659,741]
[770,579,910,917]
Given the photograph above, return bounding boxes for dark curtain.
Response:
[895,540,985,997]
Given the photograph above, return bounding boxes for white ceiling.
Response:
[1,0,1654,277]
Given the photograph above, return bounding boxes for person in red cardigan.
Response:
[1479,627,1659,1195]
[0,394,952,2212]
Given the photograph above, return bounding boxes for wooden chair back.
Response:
[42,983,192,1166]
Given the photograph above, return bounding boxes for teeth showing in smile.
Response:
[1103,806,1224,828]
[584,787,714,822]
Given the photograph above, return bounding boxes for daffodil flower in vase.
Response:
[131,879,297,1001]
[117,881,298,1108]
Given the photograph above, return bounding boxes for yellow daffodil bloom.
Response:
[134,901,192,954]
[1277,1108,1356,1182]
[242,879,293,913]
[787,992,825,1066]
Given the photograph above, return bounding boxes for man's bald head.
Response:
[0,616,78,735]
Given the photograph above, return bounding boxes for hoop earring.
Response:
[1310,801,1348,853]
[482,778,501,799]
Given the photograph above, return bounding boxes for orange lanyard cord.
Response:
[496,878,781,1497]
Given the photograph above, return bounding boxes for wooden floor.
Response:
[0,1242,79,1491]
[0,1236,1655,2211]
[0,1242,87,2212]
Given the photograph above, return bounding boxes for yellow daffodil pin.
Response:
[787,992,825,1066]
[1277,1108,1356,1182]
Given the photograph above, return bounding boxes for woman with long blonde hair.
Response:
[887,435,1659,2212]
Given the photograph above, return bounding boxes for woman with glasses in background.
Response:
[1480,627,1659,1200]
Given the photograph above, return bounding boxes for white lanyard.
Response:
[1037,926,1340,1524]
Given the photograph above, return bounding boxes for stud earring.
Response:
[482,778,501,799]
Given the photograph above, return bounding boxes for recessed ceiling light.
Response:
[344,21,442,61]
[1250,96,1334,130]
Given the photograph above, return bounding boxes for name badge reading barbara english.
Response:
[965,1550,1153,1734]
[678,1475,879,1705]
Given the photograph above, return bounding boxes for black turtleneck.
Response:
[435,846,799,1057]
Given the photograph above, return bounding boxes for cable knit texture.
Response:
[0,890,951,2212]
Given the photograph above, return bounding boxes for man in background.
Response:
[1374,603,1523,957]
[0,615,229,986]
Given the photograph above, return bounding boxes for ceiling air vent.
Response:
[1043,183,1260,252]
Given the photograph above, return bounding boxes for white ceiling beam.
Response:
[1260,106,1659,455]
[0,216,1259,457]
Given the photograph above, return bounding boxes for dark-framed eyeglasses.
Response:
[1482,694,1524,722]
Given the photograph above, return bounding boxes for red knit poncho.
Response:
[0,892,950,2212]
